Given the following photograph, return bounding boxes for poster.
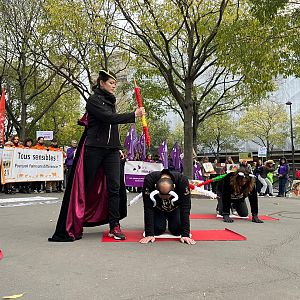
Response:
[291,180,300,197]
[36,131,53,141]
[124,161,163,187]
[258,147,267,158]
[226,164,240,173]
[239,152,253,162]
[202,162,215,173]
[1,147,64,183]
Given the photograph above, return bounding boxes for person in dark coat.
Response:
[49,70,145,241]
[139,169,196,245]
[277,157,289,197]
[217,170,264,223]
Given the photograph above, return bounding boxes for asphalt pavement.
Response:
[0,192,300,300]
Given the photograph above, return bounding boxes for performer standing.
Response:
[139,169,196,245]
[217,170,264,223]
[49,70,145,241]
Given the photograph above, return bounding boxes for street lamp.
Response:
[286,101,295,179]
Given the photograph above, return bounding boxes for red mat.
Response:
[101,229,246,242]
[189,214,279,221]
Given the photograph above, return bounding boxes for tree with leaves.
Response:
[115,0,297,177]
[39,0,131,100]
[197,113,239,158]
[237,100,289,157]
[0,0,75,139]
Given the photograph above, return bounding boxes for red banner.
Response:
[0,88,6,144]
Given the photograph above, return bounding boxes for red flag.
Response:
[0,88,6,144]
[133,80,151,147]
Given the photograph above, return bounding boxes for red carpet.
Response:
[101,229,246,242]
[189,214,279,221]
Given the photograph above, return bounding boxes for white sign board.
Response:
[258,147,267,157]
[36,131,53,141]
[1,147,64,183]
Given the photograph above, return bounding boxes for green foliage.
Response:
[237,100,289,153]
[29,86,83,146]
[248,0,289,22]
[197,114,239,156]
[42,0,130,96]
[294,112,300,147]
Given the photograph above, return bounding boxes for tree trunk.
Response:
[183,81,194,179]
[183,110,193,179]
[192,110,199,154]
[19,90,27,140]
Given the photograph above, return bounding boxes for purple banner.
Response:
[124,161,163,187]
[125,174,145,187]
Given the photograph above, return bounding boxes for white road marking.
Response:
[0,196,61,207]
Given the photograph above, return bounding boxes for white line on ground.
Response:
[0,196,59,204]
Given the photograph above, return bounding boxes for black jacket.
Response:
[260,165,275,179]
[85,88,135,148]
[220,172,258,215]
[142,169,191,237]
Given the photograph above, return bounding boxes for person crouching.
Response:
[217,170,264,223]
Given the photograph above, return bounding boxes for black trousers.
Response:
[154,207,181,236]
[84,146,120,228]
[217,197,248,217]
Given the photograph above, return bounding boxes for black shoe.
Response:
[268,193,275,197]
[108,224,126,240]
[258,193,265,197]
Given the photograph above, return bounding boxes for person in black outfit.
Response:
[48,69,145,242]
[84,70,145,240]
[217,170,264,223]
[139,169,196,245]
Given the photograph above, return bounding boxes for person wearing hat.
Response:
[139,169,196,245]
[49,69,145,242]
[217,170,264,223]
[258,160,276,197]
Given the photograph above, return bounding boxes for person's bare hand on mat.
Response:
[180,237,196,245]
[139,236,155,243]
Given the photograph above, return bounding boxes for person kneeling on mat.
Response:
[218,170,264,223]
[139,169,196,245]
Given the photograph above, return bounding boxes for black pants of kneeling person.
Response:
[84,146,121,229]
[154,208,181,236]
[217,197,248,217]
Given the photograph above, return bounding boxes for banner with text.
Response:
[124,161,163,187]
[1,147,64,184]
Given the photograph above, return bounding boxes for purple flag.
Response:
[193,162,203,180]
[138,133,146,161]
[124,124,138,160]
[170,142,182,172]
[158,141,168,169]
